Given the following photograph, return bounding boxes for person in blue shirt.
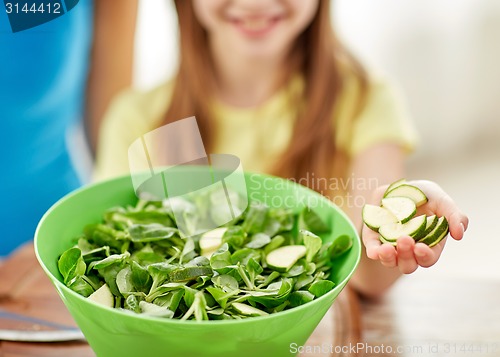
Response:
[0,0,137,256]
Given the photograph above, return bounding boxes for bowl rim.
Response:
[34,171,362,325]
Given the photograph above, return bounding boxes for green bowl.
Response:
[35,172,361,357]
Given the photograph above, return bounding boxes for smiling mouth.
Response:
[229,16,283,38]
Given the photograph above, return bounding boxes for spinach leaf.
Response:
[125,294,141,313]
[288,291,315,308]
[206,287,239,309]
[294,273,315,291]
[185,256,210,268]
[246,258,263,286]
[245,233,271,249]
[81,273,103,291]
[77,238,110,265]
[230,248,259,266]
[152,289,184,313]
[95,259,128,297]
[131,244,166,266]
[128,224,178,243]
[146,282,185,303]
[130,261,152,294]
[87,224,127,251]
[182,286,197,307]
[283,261,305,277]
[257,271,280,289]
[147,262,178,292]
[163,197,198,237]
[300,206,329,233]
[106,208,174,228]
[116,266,134,296]
[67,276,94,297]
[211,274,239,292]
[328,234,353,258]
[300,230,322,262]
[264,208,295,236]
[207,307,225,316]
[222,226,247,250]
[89,252,130,271]
[168,266,213,283]
[179,238,196,265]
[248,278,293,308]
[58,247,86,285]
[210,243,233,272]
[263,235,285,254]
[190,275,212,290]
[236,264,253,290]
[181,291,208,321]
[242,202,268,234]
[308,280,335,298]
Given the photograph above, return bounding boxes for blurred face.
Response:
[193,0,319,60]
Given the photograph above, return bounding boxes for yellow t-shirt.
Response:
[94,74,417,181]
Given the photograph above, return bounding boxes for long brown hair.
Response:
[165,0,368,195]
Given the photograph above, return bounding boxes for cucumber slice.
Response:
[428,229,448,248]
[362,204,398,231]
[88,284,114,308]
[200,227,227,257]
[232,302,268,317]
[139,301,174,318]
[169,266,213,282]
[383,179,406,197]
[266,245,306,272]
[379,215,427,241]
[418,216,449,247]
[422,215,438,237]
[379,235,396,246]
[381,197,416,223]
[384,184,428,207]
[413,215,438,240]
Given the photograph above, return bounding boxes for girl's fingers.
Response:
[378,244,397,268]
[414,181,469,241]
[362,225,382,260]
[448,211,468,241]
[361,180,468,273]
[433,193,468,241]
[414,238,447,268]
[396,236,418,274]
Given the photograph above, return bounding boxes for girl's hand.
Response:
[362,180,469,274]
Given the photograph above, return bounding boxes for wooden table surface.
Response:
[0,244,362,357]
[360,275,500,357]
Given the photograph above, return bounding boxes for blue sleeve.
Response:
[0,0,93,256]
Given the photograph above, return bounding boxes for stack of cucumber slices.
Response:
[362,179,449,247]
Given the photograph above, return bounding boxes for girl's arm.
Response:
[346,143,405,298]
[85,0,138,154]
[346,143,468,298]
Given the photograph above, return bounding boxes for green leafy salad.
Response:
[57,195,353,321]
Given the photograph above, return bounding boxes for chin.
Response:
[233,40,288,61]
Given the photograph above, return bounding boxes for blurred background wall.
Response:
[335,0,500,164]
[132,0,500,280]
